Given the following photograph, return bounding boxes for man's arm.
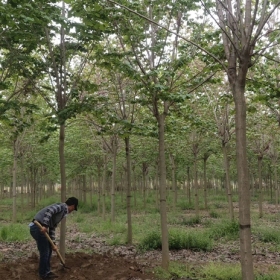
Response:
[49,227,56,241]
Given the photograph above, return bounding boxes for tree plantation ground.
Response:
[1,227,280,280]
[1,198,280,280]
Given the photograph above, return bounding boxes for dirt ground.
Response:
[0,251,158,280]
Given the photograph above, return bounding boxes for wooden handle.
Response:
[33,220,66,266]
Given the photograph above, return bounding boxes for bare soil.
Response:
[0,251,157,280]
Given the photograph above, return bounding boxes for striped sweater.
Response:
[34,203,68,240]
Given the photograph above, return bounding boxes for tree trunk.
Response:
[111,137,117,223]
[97,166,102,214]
[142,163,148,210]
[157,114,169,269]
[203,157,208,210]
[83,174,87,203]
[125,137,132,245]
[222,144,234,220]
[193,155,199,218]
[12,138,19,223]
[258,156,263,218]
[59,123,67,258]
[187,166,191,205]
[232,81,254,280]
[169,153,177,208]
[102,155,107,220]
[274,163,279,208]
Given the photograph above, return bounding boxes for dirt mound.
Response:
[0,252,157,280]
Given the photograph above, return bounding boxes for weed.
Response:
[201,262,241,280]
[209,210,220,218]
[138,228,212,252]
[208,219,239,240]
[180,216,201,226]
[257,227,280,243]
[0,224,30,242]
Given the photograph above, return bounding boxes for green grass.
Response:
[208,219,239,240]
[0,223,31,241]
[255,227,280,243]
[138,228,213,252]
[200,263,242,280]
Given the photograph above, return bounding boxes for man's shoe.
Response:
[47,272,59,278]
[40,272,58,279]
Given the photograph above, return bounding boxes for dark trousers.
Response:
[30,224,52,277]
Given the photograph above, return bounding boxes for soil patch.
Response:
[0,251,157,280]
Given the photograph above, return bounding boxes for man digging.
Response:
[29,197,78,279]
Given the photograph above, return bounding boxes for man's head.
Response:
[65,197,78,213]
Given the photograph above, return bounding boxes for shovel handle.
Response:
[33,220,66,266]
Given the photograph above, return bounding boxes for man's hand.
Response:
[52,244,58,251]
[40,226,48,233]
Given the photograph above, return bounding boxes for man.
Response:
[29,197,78,279]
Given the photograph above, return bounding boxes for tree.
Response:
[202,0,280,278]
[106,0,218,268]
[207,87,236,220]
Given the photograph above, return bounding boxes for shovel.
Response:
[33,220,69,269]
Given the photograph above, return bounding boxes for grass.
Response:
[0,190,280,279]
[0,223,31,241]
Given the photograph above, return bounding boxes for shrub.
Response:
[154,261,192,279]
[177,201,194,210]
[138,231,161,251]
[180,216,201,226]
[138,229,213,252]
[208,219,239,240]
[209,210,220,219]
[257,227,280,243]
[0,224,30,242]
[178,230,213,251]
[201,263,241,280]
[0,227,8,241]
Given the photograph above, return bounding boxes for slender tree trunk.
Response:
[89,175,93,208]
[59,123,67,258]
[83,174,87,203]
[258,156,263,218]
[132,167,137,208]
[125,137,132,245]
[157,114,169,269]
[233,81,254,280]
[203,157,208,210]
[12,138,19,223]
[222,144,234,220]
[187,166,191,205]
[142,163,147,210]
[193,155,199,218]
[274,163,279,208]
[169,154,177,208]
[102,155,107,220]
[111,138,117,222]
[97,166,102,214]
